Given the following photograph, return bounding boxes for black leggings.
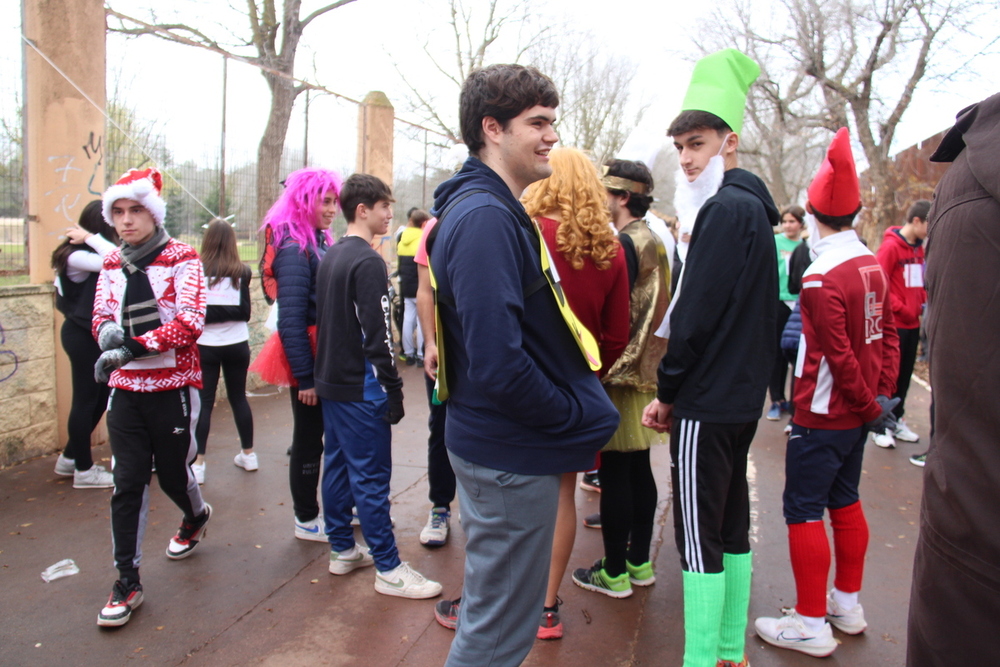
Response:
[289,387,324,521]
[60,320,110,471]
[599,449,658,577]
[195,342,254,455]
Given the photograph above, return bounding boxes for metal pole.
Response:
[219,55,228,219]
[303,89,309,167]
[422,130,429,209]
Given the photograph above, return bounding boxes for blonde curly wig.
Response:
[523,147,618,271]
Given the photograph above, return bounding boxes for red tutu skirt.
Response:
[249,326,317,387]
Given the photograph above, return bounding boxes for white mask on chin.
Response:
[673,133,732,262]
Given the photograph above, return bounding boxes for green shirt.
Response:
[775,234,802,302]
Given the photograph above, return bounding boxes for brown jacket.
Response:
[907,92,1000,666]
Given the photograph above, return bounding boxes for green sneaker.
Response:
[572,558,633,598]
[626,559,656,586]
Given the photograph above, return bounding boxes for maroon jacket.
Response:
[875,226,926,329]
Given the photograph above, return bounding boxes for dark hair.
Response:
[459,64,559,157]
[341,173,395,222]
[406,206,419,219]
[781,205,805,225]
[907,199,931,223]
[409,209,431,227]
[604,159,654,218]
[667,110,731,138]
[201,219,246,289]
[51,199,120,274]
[813,205,861,231]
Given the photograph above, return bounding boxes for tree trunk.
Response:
[255,74,299,228]
[863,157,898,250]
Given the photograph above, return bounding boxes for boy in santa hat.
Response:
[92,168,210,628]
[754,129,900,657]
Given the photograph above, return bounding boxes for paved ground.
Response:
[0,362,931,666]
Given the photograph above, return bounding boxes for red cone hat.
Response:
[807,128,860,217]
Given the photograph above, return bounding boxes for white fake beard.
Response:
[673,155,726,262]
[804,212,821,260]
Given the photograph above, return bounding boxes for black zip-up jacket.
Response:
[657,168,779,423]
[314,235,402,402]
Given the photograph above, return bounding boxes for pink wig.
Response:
[260,167,343,252]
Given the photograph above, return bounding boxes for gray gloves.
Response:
[865,394,901,433]
[94,347,134,383]
[97,321,125,351]
[384,390,405,425]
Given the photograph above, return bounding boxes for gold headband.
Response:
[601,166,652,196]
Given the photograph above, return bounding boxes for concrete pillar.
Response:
[357,91,396,267]
[23,0,107,450]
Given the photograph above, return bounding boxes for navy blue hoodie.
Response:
[429,157,619,475]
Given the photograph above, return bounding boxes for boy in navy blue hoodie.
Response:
[429,64,619,666]
[314,174,441,600]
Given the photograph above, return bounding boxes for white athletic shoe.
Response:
[894,420,920,443]
[73,465,115,489]
[329,543,374,575]
[54,454,76,477]
[294,515,327,542]
[234,451,259,471]
[754,610,837,657]
[826,590,868,634]
[374,562,442,599]
[191,462,206,485]
[419,508,450,547]
[872,429,896,449]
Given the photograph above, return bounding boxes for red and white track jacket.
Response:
[793,231,900,430]
[92,239,206,392]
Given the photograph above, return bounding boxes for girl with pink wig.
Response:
[251,167,343,541]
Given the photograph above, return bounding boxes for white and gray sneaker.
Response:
[234,451,259,471]
[754,610,837,657]
[826,590,868,634]
[872,429,896,448]
[294,515,327,542]
[73,465,115,489]
[54,454,76,477]
[419,507,451,547]
[894,420,920,443]
[329,543,374,575]
[374,562,442,599]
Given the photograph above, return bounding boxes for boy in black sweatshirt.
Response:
[314,173,441,600]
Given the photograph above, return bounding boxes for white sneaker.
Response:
[754,610,837,657]
[54,454,75,477]
[73,465,115,489]
[419,508,450,547]
[234,451,259,471]
[329,543,374,575]
[294,515,327,542]
[872,429,896,448]
[894,420,920,443]
[374,562,443,599]
[783,423,793,435]
[191,462,206,485]
[826,590,867,634]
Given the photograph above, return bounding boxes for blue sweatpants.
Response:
[320,397,400,572]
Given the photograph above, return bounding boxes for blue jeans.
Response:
[783,424,866,523]
[445,452,560,667]
[320,397,400,572]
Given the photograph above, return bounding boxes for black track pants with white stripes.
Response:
[670,418,757,573]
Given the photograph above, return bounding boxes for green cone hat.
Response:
[680,49,760,135]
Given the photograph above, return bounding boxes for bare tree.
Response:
[702,0,989,243]
[106,0,357,223]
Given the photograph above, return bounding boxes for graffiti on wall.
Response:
[0,322,18,383]
[44,131,104,223]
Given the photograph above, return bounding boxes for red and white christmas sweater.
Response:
[92,239,206,392]
[793,231,900,430]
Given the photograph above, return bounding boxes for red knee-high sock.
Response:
[829,501,869,594]
[788,520,830,618]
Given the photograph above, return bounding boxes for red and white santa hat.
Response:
[807,127,860,217]
[102,168,166,226]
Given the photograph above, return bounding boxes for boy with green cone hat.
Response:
[642,48,779,667]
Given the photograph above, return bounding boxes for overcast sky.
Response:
[4,1,998,182]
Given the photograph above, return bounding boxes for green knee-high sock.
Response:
[682,570,726,667]
[718,551,753,663]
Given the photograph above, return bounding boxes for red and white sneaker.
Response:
[166,503,212,560]
[97,580,144,627]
